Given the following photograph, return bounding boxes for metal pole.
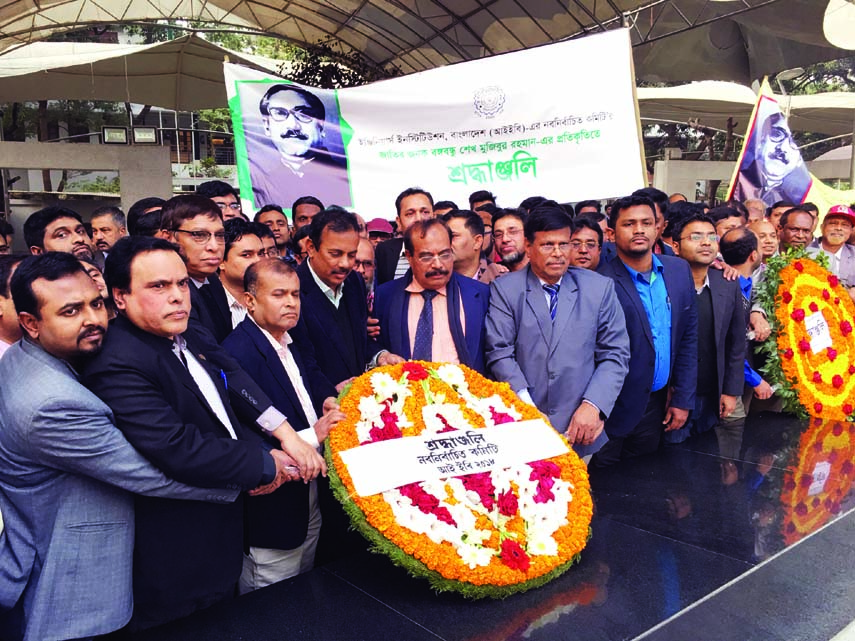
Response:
[0,111,12,222]
[849,109,855,189]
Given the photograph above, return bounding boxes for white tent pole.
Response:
[850,110,855,189]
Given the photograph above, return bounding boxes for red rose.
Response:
[844,403,854,416]
[402,362,429,381]
[500,538,530,572]
[814,402,823,414]
[489,407,515,425]
[823,290,831,300]
[782,292,793,303]
[829,274,840,287]
[800,474,814,488]
[791,309,805,321]
[841,321,853,336]
[798,340,811,352]
[812,371,822,383]
[849,366,855,375]
[497,489,519,517]
[842,460,854,475]
[809,302,819,312]
[833,375,845,389]
[833,422,845,436]
[795,503,808,516]
[794,261,804,272]
[835,297,841,305]
[783,348,795,360]
[828,348,838,361]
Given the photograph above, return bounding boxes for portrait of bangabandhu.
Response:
[242,83,352,210]
[732,95,812,208]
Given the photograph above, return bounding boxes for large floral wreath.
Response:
[755,247,855,421]
[325,361,593,598]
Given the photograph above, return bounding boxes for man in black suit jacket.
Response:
[298,207,404,389]
[82,237,325,630]
[665,213,746,443]
[159,194,233,342]
[594,195,698,466]
[223,259,344,591]
[375,187,435,285]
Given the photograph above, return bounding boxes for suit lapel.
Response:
[174,337,237,437]
[390,280,411,359]
[549,272,578,356]
[609,258,654,347]
[301,270,354,366]
[708,272,728,352]
[524,268,552,347]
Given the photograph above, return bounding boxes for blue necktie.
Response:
[543,283,560,321]
[412,290,438,360]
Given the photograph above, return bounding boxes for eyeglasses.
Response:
[535,242,571,254]
[415,250,454,265]
[681,233,719,243]
[768,126,790,144]
[493,228,523,241]
[216,202,241,211]
[354,260,374,269]
[173,229,226,244]
[569,240,599,250]
[263,248,281,258]
[267,107,315,124]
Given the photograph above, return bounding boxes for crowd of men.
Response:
[1,178,853,640]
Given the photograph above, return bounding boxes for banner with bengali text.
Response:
[224,28,645,217]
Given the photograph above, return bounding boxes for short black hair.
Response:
[395,187,434,217]
[663,201,704,239]
[403,219,452,255]
[524,204,572,242]
[132,211,162,238]
[105,236,178,305]
[0,254,24,298]
[632,187,668,219]
[224,218,257,260]
[720,227,758,266]
[288,224,311,254]
[573,214,604,246]
[802,202,819,215]
[10,252,86,318]
[196,180,239,200]
[708,206,745,225]
[248,221,275,241]
[160,194,222,231]
[492,207,527,229]
[91,205,126,229]
[244,258,296,296]
[771,200,797,211]
[291,195,324,213]
[255,204,286,222]
[259,85,325,121]
[23,206,83,250]
[608,195,656,230]
[442,209,485,237]
[308,206,360,250]
[672,213,716,241]
[433,200,458,211]
[127,197,166,235]
[724,199,749,219]
[779,207,813,229]
[574,200,602,216]
[518,196,547,214]
[468,190,496,208]
[0,220,14,237]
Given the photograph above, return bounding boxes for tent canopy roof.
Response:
[0,0,850,84]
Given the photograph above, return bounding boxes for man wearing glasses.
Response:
[197,180,244,221]
[374,218,490,374]
[567,215,603,270]
[160,194,233,342]
[249,84,351,210]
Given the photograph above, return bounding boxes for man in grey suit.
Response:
[0,253,241,641]
[486,205,630,458]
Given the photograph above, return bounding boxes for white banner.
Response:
[338,419,570,497]
[224,29,645,216]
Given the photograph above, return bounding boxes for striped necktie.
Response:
[543,283,560,321]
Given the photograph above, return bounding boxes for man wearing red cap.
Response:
[808,205,855,300]
[366,218,393,247]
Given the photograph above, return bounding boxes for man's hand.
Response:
[565,402,604,446]
[719,394,737,418]
[367,316,381,339]
[313,407,347,443]
[663,406,689,431]
[322,397,340,413]
[753,379,774,399]
[378,352,406,366]
[711,259,740,281]
[250,449,301,496]
[335,377,355,393]
[750,311,771,341]
[270,422,327,482]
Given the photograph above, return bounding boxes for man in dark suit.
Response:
[374,218,490,374]
[375,187,434,285]
[82,237,325,630]
[159,194,233,342]
[297,206,403,389]
[665,213,746,443]
[223,259,344,591]
[594,194,698,466]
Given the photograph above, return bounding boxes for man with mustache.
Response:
[666,213,745,444]
[594,194,698,466]
[374,218,490,374]
[0,252,241,641]
[249,84,350,210]
[24,205,95,262]
[492,208,529,272]
[90,205,127,258]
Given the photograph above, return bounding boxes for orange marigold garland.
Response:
[325,361,593,598]
[756,247,855,421]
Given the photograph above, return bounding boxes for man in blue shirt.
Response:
[595,194,698,466]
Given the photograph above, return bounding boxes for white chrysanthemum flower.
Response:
[458,543,494,568]
[527,535,559,557]
[371,372,399,400]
